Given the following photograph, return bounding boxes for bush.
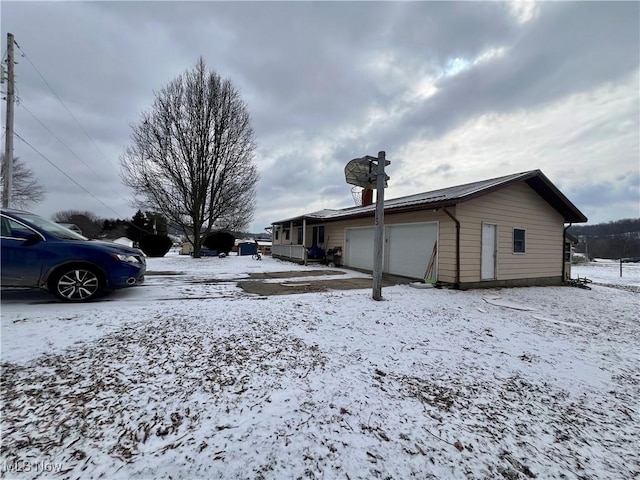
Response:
[139,235,173,257]
[204,231,235,254]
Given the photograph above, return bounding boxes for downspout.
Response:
[443,207,460,289]
[563,223,572,283]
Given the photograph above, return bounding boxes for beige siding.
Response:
[272,181,563,285]
[456,183,564,283]
[325,209,457,282]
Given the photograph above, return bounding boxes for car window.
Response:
[1,217,38,240]
[0,217,10,237]
[9,212,88,241]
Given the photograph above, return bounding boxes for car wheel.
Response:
[51,267,103,302]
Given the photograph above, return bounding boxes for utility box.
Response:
[238,242,258,256]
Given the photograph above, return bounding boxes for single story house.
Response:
[270,170,587,289]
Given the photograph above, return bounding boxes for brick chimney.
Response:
[362,188,374,206]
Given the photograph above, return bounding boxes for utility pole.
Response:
[2,33,15,208]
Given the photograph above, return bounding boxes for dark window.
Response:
[513,228,526,253]
[312,225,325,246]
[297,227,303,245]
[284,229,290,241]
[275,229,279,240]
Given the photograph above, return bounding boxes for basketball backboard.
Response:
[344,156,388,189]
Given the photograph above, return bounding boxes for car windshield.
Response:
[14,212,89,241]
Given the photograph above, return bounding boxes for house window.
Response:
[275,229,279,240]
[297,227,303,245]
[284,229,290,241]
[513,228,526,253]
[312,225,325,246]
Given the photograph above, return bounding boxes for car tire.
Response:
[50,266,104,302]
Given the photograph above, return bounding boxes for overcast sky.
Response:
[2,1,638,233]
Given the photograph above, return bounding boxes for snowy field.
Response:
[1,253,638,479]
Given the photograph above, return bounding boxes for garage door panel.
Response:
[346,227,375,271]
[386,223,438,279]
[346,223,438,280]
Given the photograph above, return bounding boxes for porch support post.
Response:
[302,218,307,265]
[302,219,307,247]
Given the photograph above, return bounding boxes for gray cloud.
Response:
[376,2,640,152]
[2,1,637,231]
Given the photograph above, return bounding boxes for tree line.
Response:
[53,209,169,242]
[568,218,640,260]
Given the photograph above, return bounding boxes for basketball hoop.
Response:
[344,156,389,189]
[351,186,363,206]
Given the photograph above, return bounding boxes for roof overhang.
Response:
[270,170,587,227]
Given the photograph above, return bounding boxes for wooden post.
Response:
[372,151,386,301]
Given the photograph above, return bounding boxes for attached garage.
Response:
[345,222,439,280]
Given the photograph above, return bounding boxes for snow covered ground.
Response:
[572,258,640,291]
[1,254,638,479]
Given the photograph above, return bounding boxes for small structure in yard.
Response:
[270,169,588,289]
[180,242,193,255]
[113,237,134,248]
[237,241,258,256]
[257,240,272,255]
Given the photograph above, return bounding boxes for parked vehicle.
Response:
[621,257,640,263]
[1,209,146,302]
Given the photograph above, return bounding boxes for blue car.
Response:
[1,209,146,302]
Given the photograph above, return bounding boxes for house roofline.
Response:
[271,170,587,227]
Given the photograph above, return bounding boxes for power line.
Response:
[14,130,123,218]
[19,102,116,187]
[14,43,122,176]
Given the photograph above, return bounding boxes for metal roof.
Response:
[272,170,587,225]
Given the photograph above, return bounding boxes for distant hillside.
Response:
[568,218,640,260]
[233,231,272,241]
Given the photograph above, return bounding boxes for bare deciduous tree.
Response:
[1,156,46,209]
[120,58,259,258]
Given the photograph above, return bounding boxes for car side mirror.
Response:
[22,234,42,246]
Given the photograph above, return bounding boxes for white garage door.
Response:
[345,223,439,279]
[386,223,438,279]
[345,227,375,271]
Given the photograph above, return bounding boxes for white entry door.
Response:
[481,223,497,280]
[345,227,375,271]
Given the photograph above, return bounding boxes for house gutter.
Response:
[443,207,460,288]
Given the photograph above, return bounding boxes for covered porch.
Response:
[271,211,340,266]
